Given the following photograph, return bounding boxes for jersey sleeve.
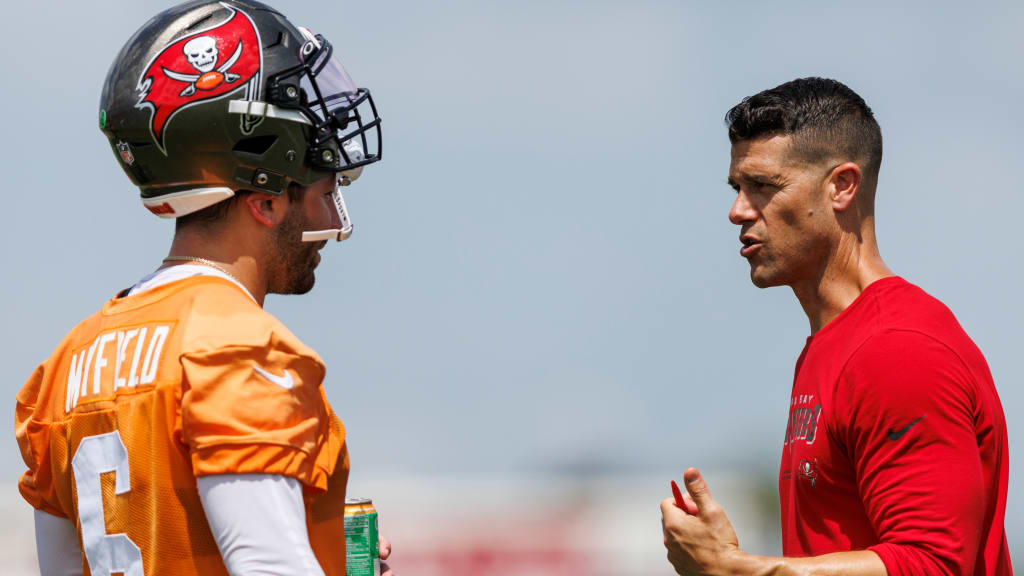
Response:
[16,363,67,518]
[180,335,341,492]
[833,330,984,576]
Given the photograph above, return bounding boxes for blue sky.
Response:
[2,0,1020,547]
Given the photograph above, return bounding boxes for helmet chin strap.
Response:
[301,140,365,243]
[302,179,353,242]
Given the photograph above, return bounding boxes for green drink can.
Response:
[344,497,380,576]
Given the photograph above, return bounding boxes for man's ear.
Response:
[242,192,288,228]
[828,162,862,212]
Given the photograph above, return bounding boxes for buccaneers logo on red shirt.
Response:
[135,4,263,153]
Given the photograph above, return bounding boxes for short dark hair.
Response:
[174,182,306,232]
[725,77,882,185]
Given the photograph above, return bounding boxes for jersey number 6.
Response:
[72,431,145,576]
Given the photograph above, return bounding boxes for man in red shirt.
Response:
[661,77,1012,575]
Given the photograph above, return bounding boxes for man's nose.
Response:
[729,190,757,225]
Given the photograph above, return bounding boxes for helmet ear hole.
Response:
[232,135,278,157]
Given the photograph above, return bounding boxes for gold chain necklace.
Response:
[161,256,245,287]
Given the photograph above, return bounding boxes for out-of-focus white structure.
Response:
[2,470,781,576]
[368,468,1020,574]
[349,470,781,575]
[1,485,38,575]
[7,469,1021,574]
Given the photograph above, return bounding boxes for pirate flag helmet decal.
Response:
[99,0,381,237]
[136,4,263,152]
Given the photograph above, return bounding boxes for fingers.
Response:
[379,534,393,574]
[661,498,679,524]
[681,492,699,516]
[671,479,700,515]
[661,498,696,575]
[683,467,714,513]
[660,497,690,529]
[661,497,678,517]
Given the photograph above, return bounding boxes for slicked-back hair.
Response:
[726,77,883,189]
[174,182,307,232]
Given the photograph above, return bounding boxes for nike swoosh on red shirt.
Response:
[887,414,926,441]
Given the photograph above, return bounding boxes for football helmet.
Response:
[99,0,381,241]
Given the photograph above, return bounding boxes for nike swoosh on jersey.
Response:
[252,364,295,390]
[887,414,926,441]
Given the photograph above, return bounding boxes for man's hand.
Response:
[661,469,888,576]
[380,533,394,576]
[661,468,743,576]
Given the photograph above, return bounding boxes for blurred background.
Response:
[2,0,1020,573]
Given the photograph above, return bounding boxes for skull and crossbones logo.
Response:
[162,36,243,97]
[798,458,819,488]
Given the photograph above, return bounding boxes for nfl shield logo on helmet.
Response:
[116,140,135,166]
[135,2,263,154]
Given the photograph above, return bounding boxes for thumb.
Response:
[683,467,714,513]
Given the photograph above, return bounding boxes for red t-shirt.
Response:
[779,277,1012,575]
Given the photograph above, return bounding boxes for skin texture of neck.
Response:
[791,213,893,334]
[163,224,270,307]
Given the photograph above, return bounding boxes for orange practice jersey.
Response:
[16,275,350,576]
